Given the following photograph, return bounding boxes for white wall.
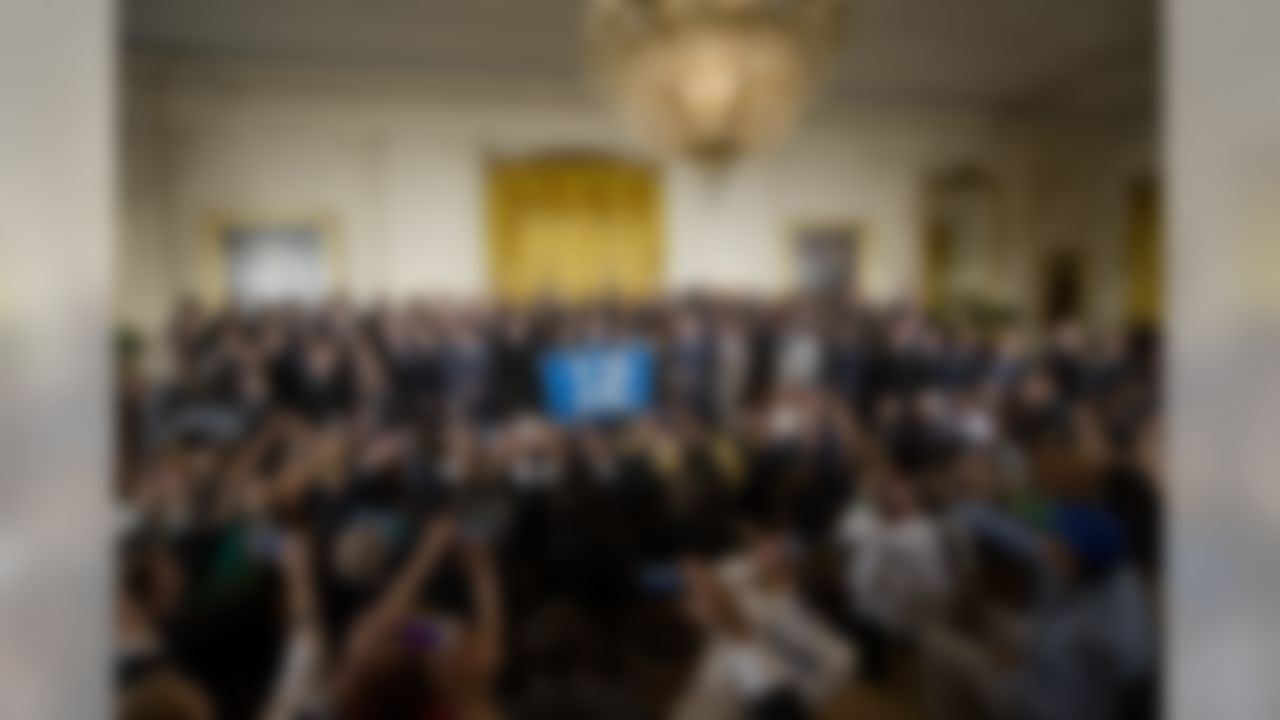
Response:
[119,58,1005,338]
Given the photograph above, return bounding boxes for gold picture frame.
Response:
[199,211,345,307]
[783,220,862,296]
[923,168,1004,311]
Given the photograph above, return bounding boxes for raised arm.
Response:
[342,515,457,664]
[460,540,504,678]
[272,422,348,510]
[279,531,319,636]
[262,530,322,720]
[215,416,289,519]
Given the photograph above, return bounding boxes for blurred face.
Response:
[258,322,286,357]
[1033,445,1099,499]
[752,534,793,586]
[953,452,997,500]
[996,331,1024,359]
[681,560,748,637]
[334,523,389,587]
[305,338,338,376]
[326,297,355,333]
[361,431,408,472]
[182,446,221,483]
[354,346,386,395]
[1042,536,1079,585]
[675,312,700,342]
[1019,372,1056,407]
[889,320,915,351]
[876,479,917,519]
[1098,332,1126,362]
[766,396,808,443]
[237,481,271,520]
[380,312,409,350]
[503,312,528,341]
[874,394,903,433]
[172,301,206,342]
[135,550,185,619]
[440,423,477,484]
[915,390,948,425]
[1054,323,1084,353]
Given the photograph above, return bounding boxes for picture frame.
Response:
[785,220,861,297]
[199,211,344,308]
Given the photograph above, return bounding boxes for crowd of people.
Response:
[114,294,1161,720]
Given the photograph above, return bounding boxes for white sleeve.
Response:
[261,629,322,720]
[767,599,855,703]
[834,504,868,548]
[721,639,789,701]
[674,641,783,720]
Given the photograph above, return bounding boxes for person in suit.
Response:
[494,309,543,415]
[666,307,717,420]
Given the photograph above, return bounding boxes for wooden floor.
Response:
[820,682,918,720]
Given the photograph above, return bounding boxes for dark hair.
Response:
[747,688,813,720]
[121,539,171,606]
[120,670,209,720]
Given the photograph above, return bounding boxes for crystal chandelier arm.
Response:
[586,0,851,165]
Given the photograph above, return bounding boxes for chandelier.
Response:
[586,0,849,166]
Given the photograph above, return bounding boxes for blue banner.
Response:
[540,342,656,422]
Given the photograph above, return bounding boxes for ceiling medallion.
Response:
[586,0,849,166]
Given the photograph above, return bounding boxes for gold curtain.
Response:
[1126,180,1163,325]
[923,220,953,312]
[488,157,663,302]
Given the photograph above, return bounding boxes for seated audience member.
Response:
[1099,422,1162,580]
[835,472,953,679]
[674,532,854,720]
[673,560,818,720]
[921,503,1155,720]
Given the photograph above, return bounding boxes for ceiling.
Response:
[124,0,1156,120]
